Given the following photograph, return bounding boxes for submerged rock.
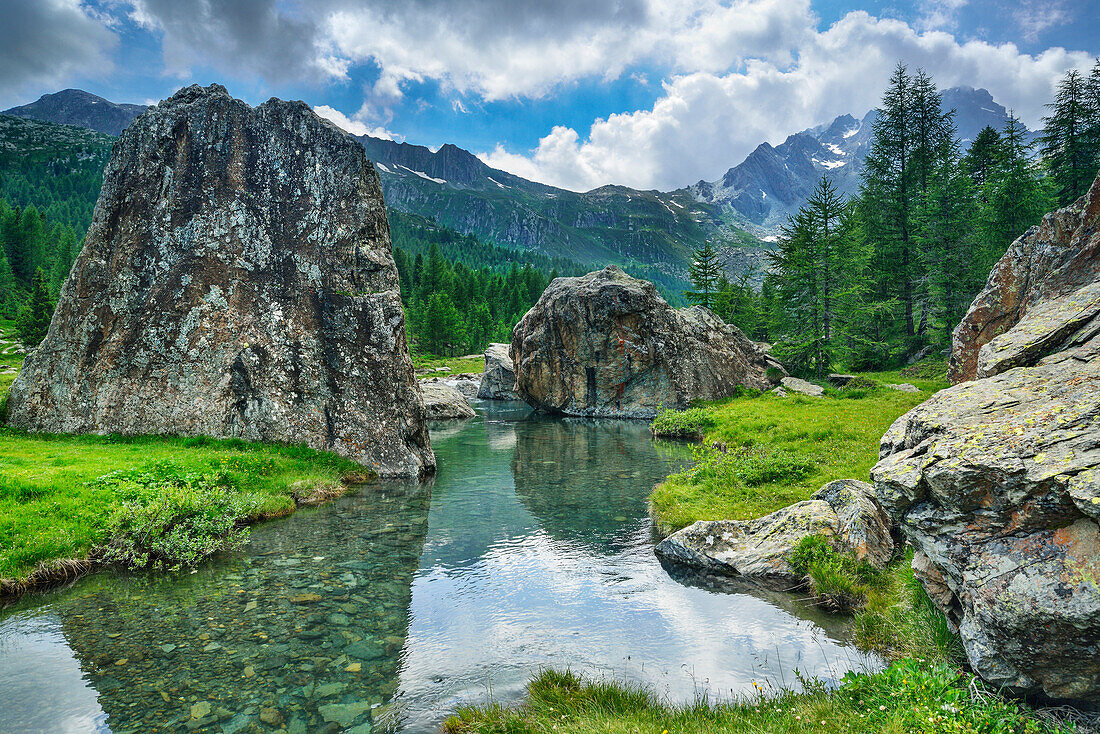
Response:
[420,382,476,421]
[5,84,434,478]
[655,479,893,582]
[511,266,770,418]
[875,172,1100,703]
[476,343,520,400]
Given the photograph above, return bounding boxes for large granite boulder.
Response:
[874,173,1100,702]
[476,343,520,400]
[5,84,434,478]
[511,266,771,418]
[655,479,893,583]
[420,382,476,421]
[948,174,1100,384]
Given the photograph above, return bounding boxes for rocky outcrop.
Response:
[948,175,1100,383]
[780,377,824,397]
[477,343,520,400]
[420,382,476,421]
[5,84,434,478]
[511,266,771,418]
[874,172,1100,702]
[655,479,893,582]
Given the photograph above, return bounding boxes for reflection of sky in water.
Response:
[0,403,880,733]
[0,614,108,734]
[392,405,879,731]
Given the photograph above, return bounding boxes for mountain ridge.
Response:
[2,89,148,137]
[2,84,1035,286]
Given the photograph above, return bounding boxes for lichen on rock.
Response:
[511,266,772,419]
[5,84,434,478]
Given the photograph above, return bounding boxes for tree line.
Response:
[687,61,1100,377]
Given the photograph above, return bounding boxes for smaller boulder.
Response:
[885,383,919,393]
[772,387,788,398]
[420,383,476,421]
[827,374,856,387]
[810,479,894,568]
[477,343,521,400]
[656,479,893,583]
[780,377,824,397]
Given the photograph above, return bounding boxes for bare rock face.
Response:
[476,343,520,400]
[948,174,1100,384]
[874,171,1100,702]
[5,84,434,478]
[655,479,893,582]
[511,266,771,418]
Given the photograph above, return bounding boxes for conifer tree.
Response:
[769,176,871,377]
[14,268,54,348]
[963,126,1002,191]
[861,63,918,342]
[978,114,1049,270]
[685,240,722,310]
[1040,68,1100,206]
[0,247,16,318]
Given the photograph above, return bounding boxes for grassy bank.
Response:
[649,370,948,535]
[0,428,367,590]
[444,663,1074,734]
[412,353,486,376]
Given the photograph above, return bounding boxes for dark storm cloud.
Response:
[0,0,117,107]
[131,0,325,82]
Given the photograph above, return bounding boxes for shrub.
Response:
[901,358,949,380]
[88,460,253,571]
[765,366,786,383]
[840,658,1072,733]
[788,534,877,612]
[681,444,816,488]
[650,407,714,439]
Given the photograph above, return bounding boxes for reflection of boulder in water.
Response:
[50,484,431,733]
[485,422,517,451]
[657,557,856,635]
[511,417,687,552]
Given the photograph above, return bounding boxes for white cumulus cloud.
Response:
[480,9,1092,191]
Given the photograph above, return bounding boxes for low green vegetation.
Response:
[0,428,365,585]
[412,353,486,375]
[650,406,715,439]
[648,371,945,534]
[444,660,1072,734]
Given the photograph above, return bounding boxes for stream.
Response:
[0,401,879,733]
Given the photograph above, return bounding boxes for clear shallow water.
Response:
[0,402,879,733]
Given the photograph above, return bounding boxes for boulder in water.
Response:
[511,266,770,418]
[420,382,476,421]
[5,84,434,478]
[476,343,520,400]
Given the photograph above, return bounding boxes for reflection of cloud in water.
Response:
[397,509,878,731]
[0,613,108,734]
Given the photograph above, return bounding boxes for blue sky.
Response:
[4,0,1097,191]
